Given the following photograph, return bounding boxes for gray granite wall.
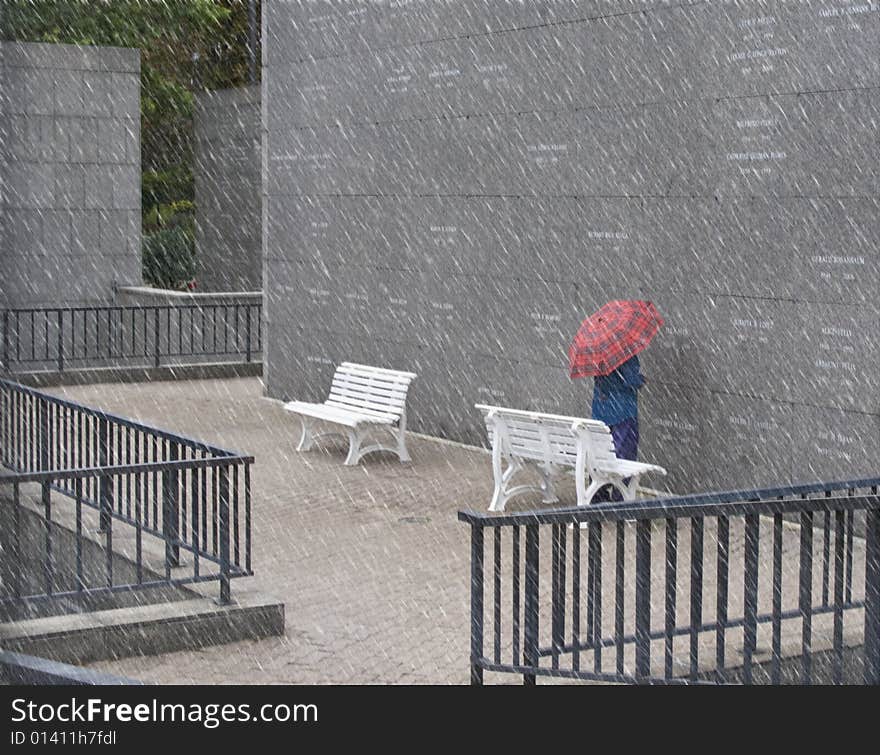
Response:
[0,41,142,310]
[1,39,7,310]
[194,86,261,291]
[263,0,880,493]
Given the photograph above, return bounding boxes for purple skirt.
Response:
[593,417,639,502]
[611,416,639,462]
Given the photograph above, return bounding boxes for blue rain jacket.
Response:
[591,355,645,427]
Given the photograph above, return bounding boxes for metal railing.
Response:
[1,303,262,374]
[0,379,253,608]
[460,478,880,685]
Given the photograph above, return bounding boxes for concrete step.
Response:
[0,587,284,665]
[1,650,143,685]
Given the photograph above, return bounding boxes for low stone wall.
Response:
[115,285,261,308]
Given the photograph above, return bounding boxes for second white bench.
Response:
[285,362,417,466]
[476,404,667,510]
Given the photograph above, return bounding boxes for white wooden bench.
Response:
[476,404,667,511]
[285,362,417,466]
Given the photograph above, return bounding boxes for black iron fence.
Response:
[0,379,253,608]
[1,303,262,374]
[460,479,880,685]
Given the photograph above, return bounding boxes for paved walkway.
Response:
[56,377,502,684]
[51,378,867,684]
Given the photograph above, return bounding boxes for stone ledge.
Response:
[115,286,262,304]
[0,650,143,685]
[9,361,263,387]
[1,588,285,666]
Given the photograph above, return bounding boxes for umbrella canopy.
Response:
[569,300,664,379]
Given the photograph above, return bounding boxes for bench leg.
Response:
[490,459,520,512]
[297,417,315,452]
[623,475,641,501]
[344,428,362,466]
[539,467,558,504]
[396,410,411,463]
[489,433,506,511]
[576,477,604,508]
[489,464,512,512]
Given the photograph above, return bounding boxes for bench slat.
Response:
[330,375,410,398]
[328,369,412,419]
[284,401,396,427]
[328,384,407,412]
[339,362,417,380]
[487,423,579,463]
[325,397,403,420]
[596,459,666,477]
[333,370,412,393]
[333,371,413,393]
[337,367,416,389]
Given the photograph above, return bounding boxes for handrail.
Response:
[463,480,880,686]
[3,303,255,315]
[1,301,262,375]
[0,380,254,606]
[0,456,254,485]
[0,378,248,457]
[459,475,880,526]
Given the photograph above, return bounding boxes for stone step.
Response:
[0,587,284,666]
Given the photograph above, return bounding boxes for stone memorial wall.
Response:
[263,0,880,492]
[0,39,7,309]
[0,41,142,309]
[194,86,262,291]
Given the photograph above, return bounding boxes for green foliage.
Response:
[143,225,196,291]
[143,166,194,220]
[4,0,261,287]
[143,199,196,235]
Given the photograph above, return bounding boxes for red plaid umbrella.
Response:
[569,300,664,379]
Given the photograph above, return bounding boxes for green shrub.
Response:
[143,225,196,291]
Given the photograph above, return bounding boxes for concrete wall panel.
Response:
[194,86,261,291]
[0,41,141,309]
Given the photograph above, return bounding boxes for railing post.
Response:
[39,396,49,472]
[153,307,161,368]
[75,476,84,593]
[551,523,567,669]
[865,504,880,685]
[42,478,53,595]
[12,481,22,598]
[98,417,111,533]
[743,513,760,684]
[799,511,814,684]
[2,309,9,372]
[57,309,64,372]
[245,305,252,363]
[470,522,484,685]
[635,518,652,681]
[40,399,53,593]
[218,464,231,604]
[162,444,181,570]
[523,523,540,685]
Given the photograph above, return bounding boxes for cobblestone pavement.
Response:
[54,377,514,684]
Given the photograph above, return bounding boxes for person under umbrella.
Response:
[592,352,645,465]
[569,300,664,499]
